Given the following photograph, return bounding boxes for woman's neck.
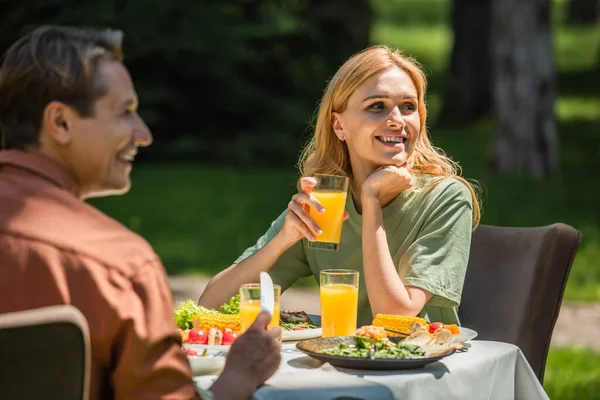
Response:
[349,160,375,214]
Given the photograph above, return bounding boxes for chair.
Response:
[0,305,90,400]
[459,223,581,384]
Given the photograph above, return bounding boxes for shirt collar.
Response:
[0,150,79,196]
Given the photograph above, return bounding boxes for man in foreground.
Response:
[0,25,280,399]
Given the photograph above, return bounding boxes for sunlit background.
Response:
[3,0,599,398]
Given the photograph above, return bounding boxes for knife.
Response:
[260,272,275,318]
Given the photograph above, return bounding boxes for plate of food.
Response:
[174,297,322,347]
[297,323,463,370]
[176,299,240,352]
[183,347,227,376]
[281,312,322,342]
[371,315,478,344]
[296,335,456,370]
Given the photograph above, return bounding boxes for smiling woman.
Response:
[199,45,481,329]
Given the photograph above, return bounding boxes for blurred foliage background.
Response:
[3,0,597,299]
[2,0,599,397]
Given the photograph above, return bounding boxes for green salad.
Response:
[219,294,240,314]
[318,337,425,359]
[174,300,216,330]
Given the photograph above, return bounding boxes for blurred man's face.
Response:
[60,59,152,199]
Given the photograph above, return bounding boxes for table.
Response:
[194,340,550,400]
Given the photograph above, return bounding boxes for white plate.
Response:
[281,327,322,342]
[453,327,478,343]
[281,313,322,342]
[183,343,231,353]
[187,353,226,376]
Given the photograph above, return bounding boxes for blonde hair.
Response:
[298,45,481,228]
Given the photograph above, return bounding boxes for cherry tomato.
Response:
[428,322,445,334]
[188,329,208,344]
[222,329,239,345]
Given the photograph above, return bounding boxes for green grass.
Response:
[545,347,600,400]
[92,0,600,300]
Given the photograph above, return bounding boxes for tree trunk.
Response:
[567,0,600,25]
[437,0,492,127]
[491,0,558,177]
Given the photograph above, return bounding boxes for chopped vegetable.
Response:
[188,329,208,344]
[318,337,425,359]
[356,325,387,339]
[184,348,198,356]
[222,329,239,345]
[428,322,445,334]
[372,314,428,337]
[280,311,317,331]
[445,324,460,335]
[194,313,240,334]
[219,294,240,315]
[174,300,215,330]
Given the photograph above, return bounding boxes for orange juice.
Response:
[310,190,348,244]
[239,300,281,333]
[320,283,358,337]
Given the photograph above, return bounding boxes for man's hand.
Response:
[209,312,281,399]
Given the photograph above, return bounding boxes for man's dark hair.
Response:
[0,25,123,149]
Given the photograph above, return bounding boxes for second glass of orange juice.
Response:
[239,283,281,333]
[308,174,349,252]
[320,269,359,337]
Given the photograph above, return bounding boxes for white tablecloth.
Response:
[194,340,549,400]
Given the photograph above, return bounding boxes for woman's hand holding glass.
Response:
[278,176,349,247]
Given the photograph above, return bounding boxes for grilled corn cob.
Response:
[193,313,240,333]
[372,314,428,336]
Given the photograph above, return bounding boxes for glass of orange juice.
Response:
[320,269,359,337]
[307,174,349,251]
[239,283,281,334]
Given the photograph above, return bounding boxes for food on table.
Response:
[318,322,463,359]
[356,325,388,340]
[372,314,462,338]
[174,299,215,330]
[175,297,322,344]
[180,327,237,345]
[185,348,199,356]
[219,294,240,314]
[318,336,425,359]
[180,328,190,343]
[188,328,208,344]
[402,322,463,356]
[207,328,223,345]
[193,312,240,333]
[222,329,238,345]
[280,311,318,331]
[184,348,209,357]
[371,314,428,336]
[428,322,445,333]
[175,299,242,346]
[444,324,460,335]
[216,295,320,332]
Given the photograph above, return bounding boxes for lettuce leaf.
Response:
[174,299,215,330]
[219,294,240,315]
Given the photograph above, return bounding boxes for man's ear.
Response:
[41,101,78,145]
[331,111,345,140]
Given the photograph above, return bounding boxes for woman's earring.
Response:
[340,133,345,141]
